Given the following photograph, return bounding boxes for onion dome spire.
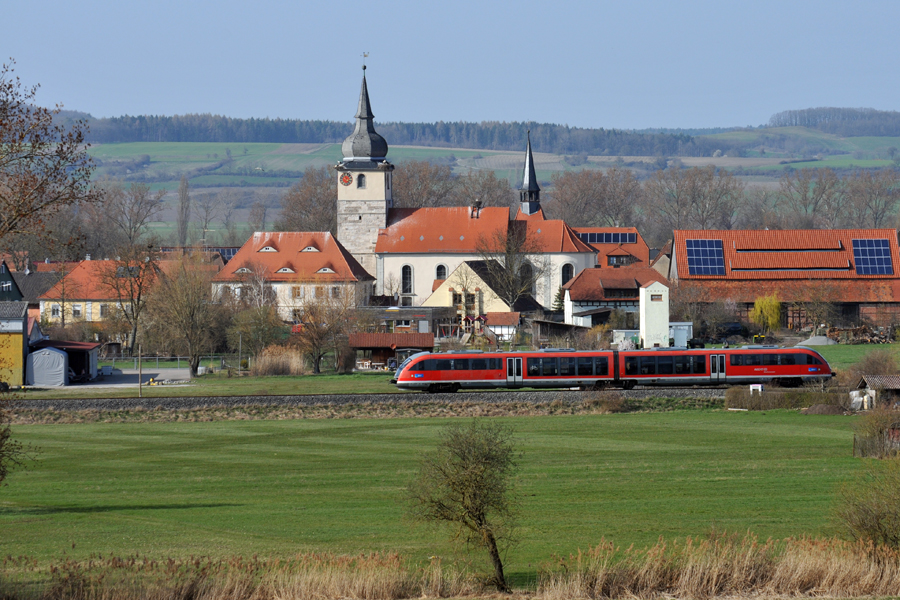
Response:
[341,65,389,161]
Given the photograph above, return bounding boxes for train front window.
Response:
[806,354,824,365]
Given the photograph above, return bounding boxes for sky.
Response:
[5,0,900,130]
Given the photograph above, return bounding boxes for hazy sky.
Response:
[6,0,899,130]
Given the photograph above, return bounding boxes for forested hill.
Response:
[74,112,699,156]
[768,107,900,137]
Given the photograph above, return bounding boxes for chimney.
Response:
[85,254,91,261]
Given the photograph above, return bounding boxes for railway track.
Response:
[16,387,726,411]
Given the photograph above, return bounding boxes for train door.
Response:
[506,357,523,386]
[710,354,726,383]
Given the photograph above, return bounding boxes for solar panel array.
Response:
[852,239,894,275]
[578,232,637,245]
[685,239,726,276]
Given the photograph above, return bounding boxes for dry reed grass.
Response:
[251,346,307,377]
[5,537,900,599]
[1,553,475,600]
[536,534,900,599]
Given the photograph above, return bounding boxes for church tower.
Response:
[335,66,394,276]
[517,131,543,217]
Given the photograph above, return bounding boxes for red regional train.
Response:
[392,346,833,392]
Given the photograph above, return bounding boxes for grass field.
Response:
[0,411,859,582]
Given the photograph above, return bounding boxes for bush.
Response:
[581,390,627,413]
[836,457,900,548]
[725,387,845,410]
[251,345,307,376]
[840,348,900,388]
[852,405,900,458]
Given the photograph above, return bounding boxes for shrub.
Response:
[581,390,627,413]
[840,348,900,388]
[852,405,900,458]
[836,457,900,548]
[725,387,845,410]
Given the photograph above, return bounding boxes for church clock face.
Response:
[340,173,353,186]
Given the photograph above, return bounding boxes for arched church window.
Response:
[519,263,534,294]
[436,264,447,280]
[562,263,574,285]
[401,265,413,295]
[357,174,366,189]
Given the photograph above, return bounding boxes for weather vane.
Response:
[362,52,369,69]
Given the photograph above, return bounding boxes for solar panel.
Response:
[853,239,894,275]
[578,232,638,245]
[685,239,726,276]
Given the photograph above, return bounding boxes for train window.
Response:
[693,355,706,374]
[434,359,452,370]
[763,354,779,366]
[744,354,762,366]
[560,357,576,376]
[780,354,796,365]
[453,358,469,370]
[731,355,744,366]
[542,357,559,377]
[806,354,824,365]
[625,357,639,375]
[412,360,429,371]
[639,357,657,375]
[507,359,514,377]
[657,356,674,375]
[491,358,502,370]
[577,357,594,376]
[675,356,691,374]
[471,358,488,370]
[527,358,541,376]
[595,357,609,376]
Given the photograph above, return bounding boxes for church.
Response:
[335,67,596,310]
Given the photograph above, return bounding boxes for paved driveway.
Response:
[75,368,192,388]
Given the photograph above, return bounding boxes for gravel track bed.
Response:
[17,388,725,411]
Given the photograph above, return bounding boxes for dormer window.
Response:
[276,267,295,273]
[302,246,320,252]
[317,267,335,274]
[235,267,251,274]
[259,246,277,253]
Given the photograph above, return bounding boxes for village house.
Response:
[669,229,900,328]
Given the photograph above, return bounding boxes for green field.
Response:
[0,411,859,580]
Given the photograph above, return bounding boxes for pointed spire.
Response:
[521,130,540,194]
[341,65,388,161]
[518,131,541,214]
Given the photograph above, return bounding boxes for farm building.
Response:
[669,229,900,329]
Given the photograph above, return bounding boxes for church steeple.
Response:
[341,66,389,162]
[519,131,541,215]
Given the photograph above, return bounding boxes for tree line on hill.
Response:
[769,107,900,137]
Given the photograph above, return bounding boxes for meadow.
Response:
[0,410,859,584]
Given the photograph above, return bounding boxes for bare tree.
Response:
[777,168,844,228]
[392,160,457,208]
[643,166,742,235]
[476,223,547,310]
[248,198,268,232]
[97,244,161,355]
[452,170,514,208]
[194,192,220,245]
[290,283,356,373]
[846,169,900,229]
[226,306,286,359]
[276,166,336,233]
[218,189,243,245]
[407,420,519,592]
[236,262,276,309]
[0,59,99,242]
[176,175,191,247]
[102,180,167,245]
[144,255,225,376]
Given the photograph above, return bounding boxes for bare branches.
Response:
[277,166,337,233]
[476,223,546,310]
[392,160,456,208]
[101,180,166,246]
[0,59,98,239]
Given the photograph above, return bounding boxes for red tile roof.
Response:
[348,332,434,349]
[521,220,594,253]
[214,232,373,283]
[674,229,900,281]
[513,206,546,220]
[40,260,164,301]
[375,207,509,253]
[563,267,668,302]
[485,312,520,327]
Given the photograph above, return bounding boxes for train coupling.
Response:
[390,378,397,384]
